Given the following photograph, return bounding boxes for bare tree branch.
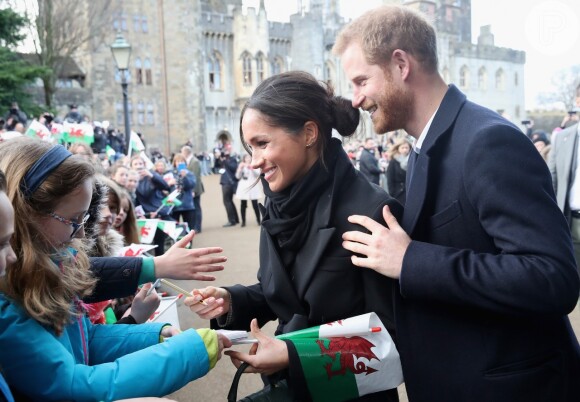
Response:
[15,0,116,107]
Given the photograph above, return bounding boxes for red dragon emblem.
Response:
[316,336,379,379]
[140,225,150,238]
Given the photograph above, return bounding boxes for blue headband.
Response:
[21,145,72,199]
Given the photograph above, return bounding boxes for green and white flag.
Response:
[131,130,146,151]
[157,220,184,241]
[161,190,182,208]
[25,119,52,142]
[136,219,159,244]
[105,145,116,158]
[278,312,403,402]
[60,123,94,145]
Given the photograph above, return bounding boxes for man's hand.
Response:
[225,319,289,375]
[154,231,226,280]
[342,205,411,279]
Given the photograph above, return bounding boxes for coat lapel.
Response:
[293,178,336,298]
[259,231,307,318]
[402,85,467,234]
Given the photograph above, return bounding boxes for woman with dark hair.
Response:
[187,71,402,402]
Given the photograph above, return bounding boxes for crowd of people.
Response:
[0,4,579,402]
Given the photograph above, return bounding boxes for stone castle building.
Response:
[67,0,525,154]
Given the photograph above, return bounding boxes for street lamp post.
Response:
[110,33,132,155]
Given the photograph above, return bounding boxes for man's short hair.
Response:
[181,145,192,155]
[333,5,438,74]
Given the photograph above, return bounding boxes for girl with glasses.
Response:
[0,137,231,401]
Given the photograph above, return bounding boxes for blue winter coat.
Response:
[171,168,196,212]
[0,294,212,401]
[135,171,172,216]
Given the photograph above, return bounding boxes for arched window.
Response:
[459,65,469,88]
[144,58,152,85]
[208,51,223,90]
[242,52,252,86]
[256,52,265,84]
[514,72,519,87]
[478,67,487,90]
[133,15,141,32]
[115,67,121,83]
[141,16,148,33]
[137,101,145,125]
[121,14,127,31]
[147,102,155,125]
[270,56,284,75]
[135,57,143,85]
[495,68,505,90]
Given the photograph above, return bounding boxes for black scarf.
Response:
[261,139,341,266]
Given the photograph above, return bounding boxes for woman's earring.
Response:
[306,142,314,148]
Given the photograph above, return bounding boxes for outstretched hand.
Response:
[342,205,410,279]
[154,231,226,281]
[225,319,289,376]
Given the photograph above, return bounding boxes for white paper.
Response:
[216,329,258,344]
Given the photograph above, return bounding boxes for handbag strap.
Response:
[228,362,250,402]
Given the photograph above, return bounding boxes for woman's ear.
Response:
[303,121,319,147]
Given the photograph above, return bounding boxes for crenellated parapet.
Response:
[454,42,526,64]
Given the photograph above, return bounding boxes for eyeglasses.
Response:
[48,212,90,239]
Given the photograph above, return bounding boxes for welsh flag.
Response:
[136,219,159,244]
[157,220,184,241]
[278,312,403,402]
[50,123,65,142]
[118,243,158,256]
[25,120,52,141]
[60,123,94,145]
[161,190,182,208]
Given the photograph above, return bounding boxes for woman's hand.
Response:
[225,319,289,376]
[154,231,226,281]
[129,283,161,323]
[184,286,230,320]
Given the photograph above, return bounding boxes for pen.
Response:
[146,279,161,297]
[159,278,208,305]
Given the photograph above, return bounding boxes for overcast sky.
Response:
[243,0,580,110]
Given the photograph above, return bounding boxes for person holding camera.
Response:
[235,153,263,227]
[3,102,27,127]
[549,83,580,281]
[169,154,196,233]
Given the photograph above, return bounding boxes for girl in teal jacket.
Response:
[0,138,230,401]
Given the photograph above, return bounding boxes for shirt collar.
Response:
[414,108,438,154]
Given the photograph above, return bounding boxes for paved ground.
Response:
[164,174,580,402]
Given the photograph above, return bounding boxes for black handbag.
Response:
[228,362,294,402]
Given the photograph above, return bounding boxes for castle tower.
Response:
[232,3,270,103]
[290,11,325,79]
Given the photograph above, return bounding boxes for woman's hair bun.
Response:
[330,96,360,137]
